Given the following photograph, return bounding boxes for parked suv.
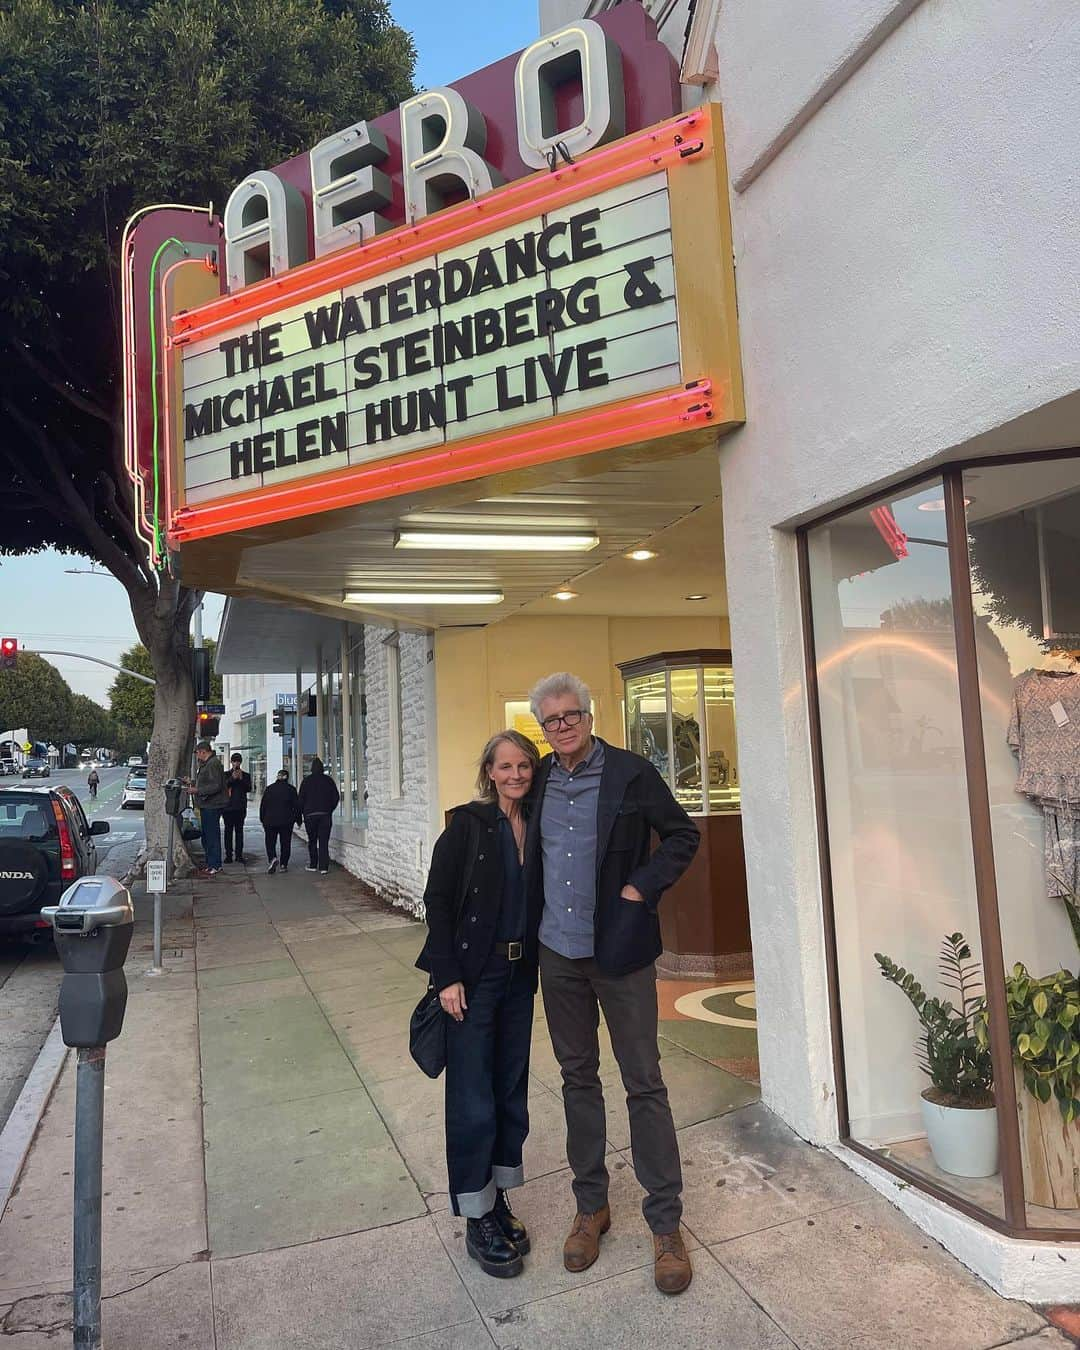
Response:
[121,772,147,809]
[0,786,109,938]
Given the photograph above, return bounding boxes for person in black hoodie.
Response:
[416,729,541,1281]
[297,757,340,873]
[260,768,300,874]
[222,753,253,864]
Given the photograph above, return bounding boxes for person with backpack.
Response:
[86,768,100,800]
[297,757,340,873]
[260,768,300,874]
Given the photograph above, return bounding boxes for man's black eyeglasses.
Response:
[540,709,589,733]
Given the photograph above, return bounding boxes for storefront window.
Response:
[621,654,739,816]
[805,457,1080,1238]
[966,458,1080,1228]
[348,640,367,827]
[806,480,1005,1218]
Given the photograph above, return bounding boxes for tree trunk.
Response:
[129,576,199,879]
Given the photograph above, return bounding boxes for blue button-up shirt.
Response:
[538,738,605,959]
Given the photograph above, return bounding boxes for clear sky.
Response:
[6,4,540,711]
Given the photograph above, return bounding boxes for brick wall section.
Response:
[329,625,431,916]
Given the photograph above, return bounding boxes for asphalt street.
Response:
[0,764,145,1132]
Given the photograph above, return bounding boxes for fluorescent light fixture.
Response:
[395,530,598,552]
[344,590,504,605]
[552,589,579,601]
[626,548,658,562]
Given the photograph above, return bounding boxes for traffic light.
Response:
[272,708,285,736]
[0,638,17,671]
[196,710,220,737]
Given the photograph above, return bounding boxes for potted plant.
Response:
[875,933,998,1178]
[977,880,1080,1208]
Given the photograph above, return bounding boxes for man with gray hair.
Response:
[524,671,699,1294]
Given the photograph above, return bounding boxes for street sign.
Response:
[201,703,226,715]
[22,741,32,753]
[146,860,167,893]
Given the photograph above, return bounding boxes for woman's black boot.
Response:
[465,1212,523,1278]
[493,1188,530,1255]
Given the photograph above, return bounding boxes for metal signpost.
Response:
[146,858,166,973]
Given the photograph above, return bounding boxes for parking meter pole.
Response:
[73,1045,106,1350]
[40,875,134,1350]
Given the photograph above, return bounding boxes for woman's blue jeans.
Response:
[444,956,534,1217]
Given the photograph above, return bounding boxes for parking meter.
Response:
[42,876,134,1048]
[163,776,188,817]
[41,876,134,1350]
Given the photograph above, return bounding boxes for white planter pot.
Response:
[920,1093,999,1178]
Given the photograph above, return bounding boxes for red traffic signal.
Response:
[0,638,17,671]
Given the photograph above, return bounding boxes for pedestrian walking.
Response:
[297,757,339,873]
[416,729,540,1279]
[187,739,228,877]
[525,672,700,1295]
[223,753,253,864]
[86,768,99,800]
[260,768,300,874]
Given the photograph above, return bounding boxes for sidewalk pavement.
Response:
[0,856,1076,1348]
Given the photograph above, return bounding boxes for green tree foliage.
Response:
[108,638,222,742]
[68,692,114,748]
[108,643,156,742]
[0,652,74,745]
[0,0,414,868]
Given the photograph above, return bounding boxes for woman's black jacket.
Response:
[416,798,538,994]
[298,771,340,816]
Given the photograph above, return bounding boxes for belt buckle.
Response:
[506,940,523,961]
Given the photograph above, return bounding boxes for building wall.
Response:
[541,0,1080,1151]
[434,613,731,812]
[330,626,434,915]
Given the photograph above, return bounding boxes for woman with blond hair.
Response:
[416,729,541,1280]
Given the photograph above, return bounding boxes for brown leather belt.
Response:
[493,940,524,960]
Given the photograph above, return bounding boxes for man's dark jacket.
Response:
[416,799,540,994]
[225,769,252,813]
[298,771,340,816]
[193,753,229,809]
[525,738,699,976]
[260,780,300,829]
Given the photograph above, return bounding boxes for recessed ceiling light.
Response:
[917,497,974,512]
[684,594,709,601]
[343,590,504,605]
[395,530,598,552]
[552,589,578,601]
[626,548,658,562]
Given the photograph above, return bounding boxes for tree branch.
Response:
[2,400,147,596]
[6,341,113,426]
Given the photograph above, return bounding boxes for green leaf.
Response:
[1033,991,1048,1018]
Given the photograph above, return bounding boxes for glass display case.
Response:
[622,651,739,815]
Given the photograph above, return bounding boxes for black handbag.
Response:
[409,984,447,1078]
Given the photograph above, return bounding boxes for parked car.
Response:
[22,757,50,779]
[0,759,17,777]
[127,756,145,769]
[121,773,147,809]
[0,786,109,939]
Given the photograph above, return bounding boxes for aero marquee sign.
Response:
[132,7,743,548]
[181,177,677,504]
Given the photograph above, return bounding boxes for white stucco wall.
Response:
[715,0,1080,1147]
[330,626,434,914]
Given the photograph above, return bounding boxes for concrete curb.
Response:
[0,1017,68,1221]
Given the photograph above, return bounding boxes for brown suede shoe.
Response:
[653,1230,692,1294]
[563,1205,611,1272]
